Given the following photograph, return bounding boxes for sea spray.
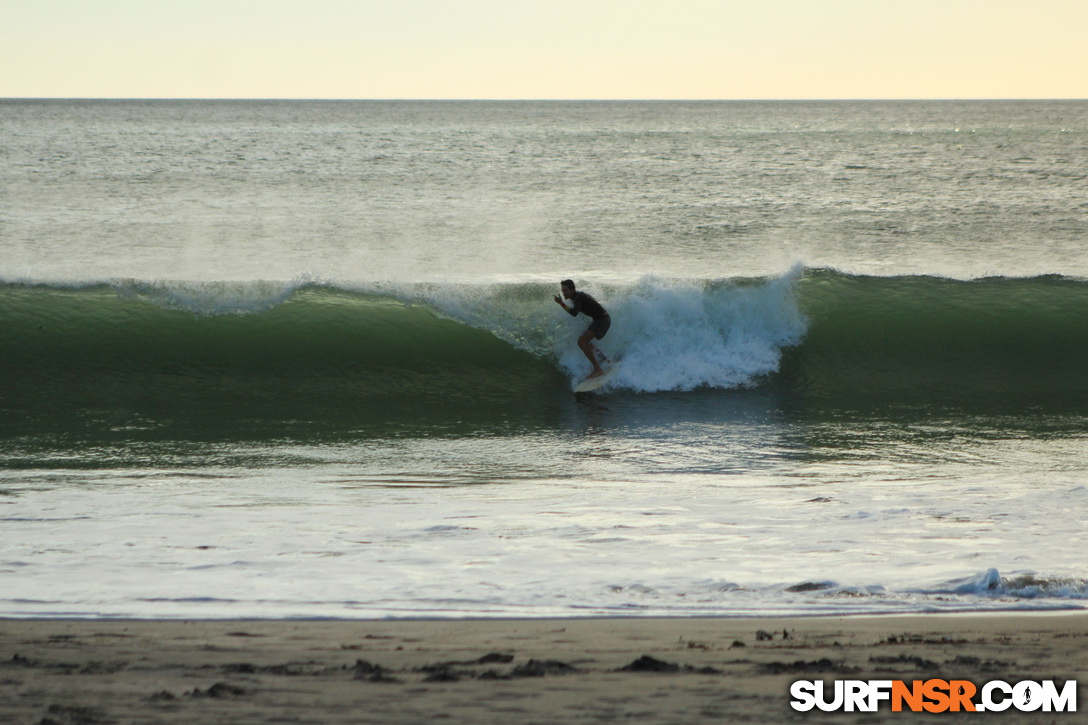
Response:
[597,270,807,392]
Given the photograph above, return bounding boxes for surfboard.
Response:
[574,363,620,393]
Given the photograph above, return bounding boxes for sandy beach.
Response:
[2,613,1084,723]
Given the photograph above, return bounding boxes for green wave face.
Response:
[1,283,567,440]
[783,271,1088,408]
[3,271,1087,443]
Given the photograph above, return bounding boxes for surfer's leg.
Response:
[578,329,604,378]
[584,317,611,368]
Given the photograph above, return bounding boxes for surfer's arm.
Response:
[554,296,579,316]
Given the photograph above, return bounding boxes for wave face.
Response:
[782,270,1088,409]
[0,280,566,439]
[3,270,1087,440]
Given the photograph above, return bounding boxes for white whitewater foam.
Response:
[598,269,807,392]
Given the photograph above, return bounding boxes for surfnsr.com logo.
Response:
[790,679,1077,713]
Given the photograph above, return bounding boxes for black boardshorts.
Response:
[588,315,611,340]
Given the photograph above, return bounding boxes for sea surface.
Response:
[2,99,1087,618]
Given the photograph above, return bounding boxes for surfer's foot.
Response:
[587,369,604,379]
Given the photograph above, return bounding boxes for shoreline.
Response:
[4,612,1085,723]
[1,606,1085,622]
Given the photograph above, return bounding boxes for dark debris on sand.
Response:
[619,655,721,675]
[510,659,579,677]
[418,653,578,682]
[758,658,860,675]
[352,659,400,683]
[185,682,247,698]
[39,703,113,725]
[869,653,1014,674]
[869,654,940,671]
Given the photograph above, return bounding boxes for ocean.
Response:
[2,99,1087,618]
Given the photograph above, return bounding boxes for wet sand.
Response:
[2,614,1085,723]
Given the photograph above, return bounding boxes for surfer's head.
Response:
[561,279,575,299]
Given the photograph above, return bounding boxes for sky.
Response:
[2,0,1085,100]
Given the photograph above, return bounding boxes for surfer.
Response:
[554,279,611,379]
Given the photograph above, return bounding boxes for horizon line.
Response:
[3,96,1087,103]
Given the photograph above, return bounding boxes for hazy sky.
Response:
[2,0,1085,99]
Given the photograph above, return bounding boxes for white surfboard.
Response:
[574,362,620,393]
